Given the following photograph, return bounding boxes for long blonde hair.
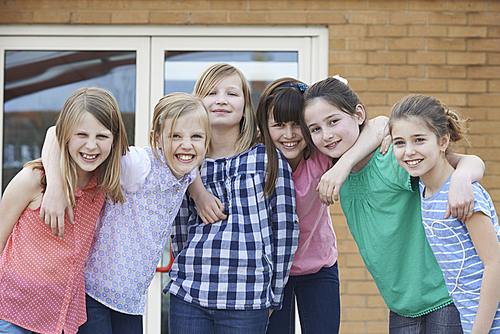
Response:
[56,87,128,206]
[149,92,210,176]
[193,63,256,154]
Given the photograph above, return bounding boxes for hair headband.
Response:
[278,83,308,92]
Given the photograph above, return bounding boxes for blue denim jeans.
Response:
[266,263,340,334]
[77,294,143,334]
[0,319,33,334]
[389,303,463,334]
[169,294,269,334]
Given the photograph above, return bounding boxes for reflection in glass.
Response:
[161,50,298,334]
[3,50,137,191]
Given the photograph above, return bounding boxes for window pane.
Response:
[3,50,137,191]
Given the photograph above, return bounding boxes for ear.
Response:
[440,133,450,153]
[354,104,366,125]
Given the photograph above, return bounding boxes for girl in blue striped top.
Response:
[390,94,500,334]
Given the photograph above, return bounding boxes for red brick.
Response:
[349,12,387,25]
[249,0,287,10]
[211,0,247,10]
[0,1,14,9]
[489,28,500,38]
[171,0,208,10]
[387,38,425,50]
[389,12,426,25]
[290,0,328,10]
[490,81,500,93]
[357,92,387,104]
[269,12,307,24]
[408,26,447,37]
[469,13,500,26]
[348,65,386,78]
[15,0,51,10]
[130,0,169,10]
[308,12,345,24]
[72,11,111,24]
[468,39,500,52]
[33,11,71,23]
[408,52,446,65]
[448,1,486,11]
[409,0,447,11]
[328,65,347,78]
[448,80,487,93]
[329,0,367,10]
[0,11,32,23]
[469,66,500,79]
[369,26,407,37]
[469,95,500,107]
[348,38,385,51]
[329,52,367,64]
[229,12,267,24]
[111,11,149,24]
[53,0,91,10]
[428,39,466,51]
[93,0,128,10]
[344,308,387,321]
[150,11,188,24]
[368,79,407,91]
[368,0,406,11]
[428,66,467,78]
[388,65,426,78]
[449,26,488,38]
[190,11,229,24]
[489,1,500,12]
[408,79,447,92]
[429,12,466,25]
[489,54,500,65]
[368,52,406,64]
[330,38,347,50]
[448,52,486,65]
[329,25,367,37]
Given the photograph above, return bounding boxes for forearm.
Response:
[42,126,63,188]
[471,264,500,334]
[337,116,388,168]
[449,153,485,184]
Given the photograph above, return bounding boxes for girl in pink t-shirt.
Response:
[255,78,389,334]
[0,87,128,334]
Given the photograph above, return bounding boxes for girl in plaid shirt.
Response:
[165,63,300,334]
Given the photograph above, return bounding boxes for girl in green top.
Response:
[301,76,484,333]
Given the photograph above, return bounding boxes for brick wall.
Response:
[1,1,500,333]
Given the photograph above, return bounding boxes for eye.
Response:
[310,126,321,133]
[328,119,338,125]
[228,92,238,96]
[76,132,87,137]
[415,138,425,143]
[172,134,181,138]
[293,122,301,126]
[273,123,284,127]
[192,134,204,139]
[207,91,216,96]
[97,134,110,139]
[393,140,404,146]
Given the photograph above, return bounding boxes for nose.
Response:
[181,137,193,150]
[86,137,97,150]
[284,125,294,139]
[322,128,334,141]
[216,97,227,105]
[405,144,416,156]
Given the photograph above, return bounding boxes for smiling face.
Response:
[68,112,113,179]
[391,118,449,179]
[202,73,245,131]
[268,112,307,170]
[304,98,365,159]
[159,112,206,179]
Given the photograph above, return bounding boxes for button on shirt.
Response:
[166,144,299,310]
[84,146,195,314]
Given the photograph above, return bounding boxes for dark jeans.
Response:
[267,263,341,334]
[389,303,463,334]
[77,294,143,334]
[169,294,269,334]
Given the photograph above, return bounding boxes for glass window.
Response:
[3,50,137,190]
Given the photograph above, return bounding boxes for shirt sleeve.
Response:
[120,146,151,192]
[170,193,192,258]
[269,150,300,309]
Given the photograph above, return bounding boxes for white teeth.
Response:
[282,142,298,147]
[406,160,421,166]
[82,153,97,159]
[177,154,193,161]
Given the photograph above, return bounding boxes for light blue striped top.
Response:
[420,176,500,333]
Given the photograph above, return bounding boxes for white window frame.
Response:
[0,25,328,334]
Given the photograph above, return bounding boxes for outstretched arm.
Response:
[189,172,227,225]
[40,126,73,238]
[317,116,389,205]
[466,212,500,334]
[447,153,485,222]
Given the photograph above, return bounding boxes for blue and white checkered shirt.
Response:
[165,144,299,310]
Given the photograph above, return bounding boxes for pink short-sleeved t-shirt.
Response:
[0,173,105,334]
[290,151,337,276]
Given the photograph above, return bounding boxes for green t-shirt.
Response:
[339,146,452,317]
